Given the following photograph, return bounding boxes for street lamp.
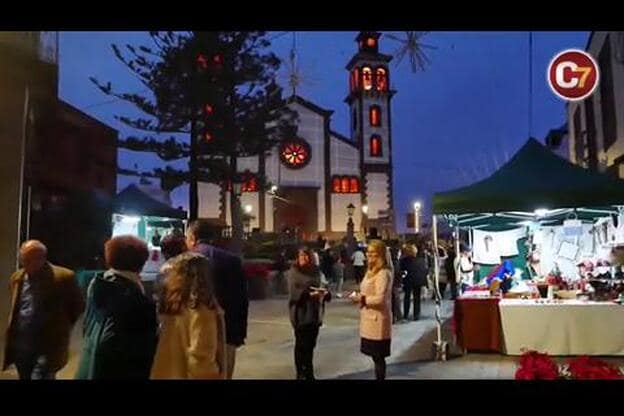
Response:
[347,203,355,218]
[346,203,357,283]
[243,204,253,236]
[270,185,278,194]
[232,181,242,196]
[413,201,422,234]
[361,204,368,215]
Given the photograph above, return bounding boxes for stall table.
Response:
[499,298,624,356]
[453,296,503,353]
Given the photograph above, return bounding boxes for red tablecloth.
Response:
[453,297,503,353]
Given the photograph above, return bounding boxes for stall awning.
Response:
[114,184,187,219]
[433,138,624,215]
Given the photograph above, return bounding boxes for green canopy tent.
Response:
[434,138,624,215]
[427,138,624,360]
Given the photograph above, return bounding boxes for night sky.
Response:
[59,31,589,232]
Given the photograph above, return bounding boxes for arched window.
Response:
[369,105,381,127]
[366,37,377,48]
[350,68,360,92]
[370,135,383,157]
[332,176,341,193]
[331,176,360,193]
[349,177,360,193]
[362,67,373,91]
[376,67,388,92]
[341,177,350,193]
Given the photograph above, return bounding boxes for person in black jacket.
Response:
[287,247,331,380]
[186,219,249,379]
[399,244,428,321]
[445,242,458,300]
[76,235,158,379]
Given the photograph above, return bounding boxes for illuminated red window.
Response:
[242,176,258,192]
[332,177,341,193]
[341,177,350,193]
[370,135,382,157]
[376,68,388,92]
[369,105,381,126]
[362,67,373,91]
[349,177,360,193]
[366,37,376,48]
[350,68,360,92]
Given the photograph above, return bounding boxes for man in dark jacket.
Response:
[399,244,428,321]
[4,240,85,379]
[186,220,249,379]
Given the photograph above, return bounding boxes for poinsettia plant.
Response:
[516,350,624,380]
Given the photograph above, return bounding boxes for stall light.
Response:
[534,208,549,218]
[362,204,369,215]
[244,204,253,214]
[120,215,141,224]
[270,185,278,194]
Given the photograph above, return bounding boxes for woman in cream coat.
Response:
[151,252,227,379]
[350,239,393,380]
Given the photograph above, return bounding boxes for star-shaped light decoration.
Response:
[384,31,437,73]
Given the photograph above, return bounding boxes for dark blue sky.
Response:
[59,31,588,232]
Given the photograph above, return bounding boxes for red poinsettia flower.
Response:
[566,356,623,380]
[515,350,560,380]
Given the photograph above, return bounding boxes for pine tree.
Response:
[92,31,296,251]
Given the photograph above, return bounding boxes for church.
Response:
[198,32,396,240]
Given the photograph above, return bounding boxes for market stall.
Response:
[113,184,187,282]
[431,138,624,356]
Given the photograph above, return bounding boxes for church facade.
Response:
[198,32,396,240]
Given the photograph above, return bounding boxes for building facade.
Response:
[567,32,624,176]
[198,32,396,240]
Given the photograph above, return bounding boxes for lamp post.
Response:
[346,203,357,284]
[244,204,253,237]
[231,181,242,242]
[413,201,422,234]
[361,204,368,237]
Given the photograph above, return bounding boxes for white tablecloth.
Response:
[499,299,624,356]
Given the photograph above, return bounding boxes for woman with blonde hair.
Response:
[349,239,393,380]
[151,252,226,379]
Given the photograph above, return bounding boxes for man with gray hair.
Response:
[3,240,85,379]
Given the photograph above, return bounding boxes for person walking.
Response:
[3,240,85,380]
[399,244,428,321]
[352,247,366,284]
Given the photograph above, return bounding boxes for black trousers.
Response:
[391,287,402,323]
[403,285,422,320]
[294,324,320,380]
[450,281,458,300]
[373,356,386,380]
[354,266,365,284]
